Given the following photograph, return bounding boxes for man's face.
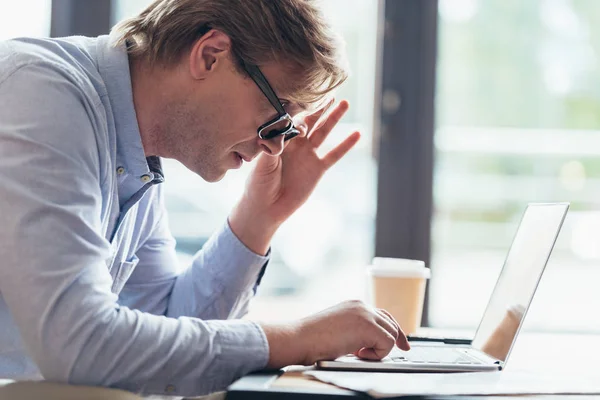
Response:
[157,34,305,182]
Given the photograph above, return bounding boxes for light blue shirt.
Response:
[0,32,270,397]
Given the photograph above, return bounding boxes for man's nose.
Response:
[259,134,285,156]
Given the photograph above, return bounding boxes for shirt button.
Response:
[140,174,152,183]
[165,384,176,393]
[116,166,125,175]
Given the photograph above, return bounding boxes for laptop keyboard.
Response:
[388,346,483,365]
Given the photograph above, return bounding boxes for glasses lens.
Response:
[262,118,293,139]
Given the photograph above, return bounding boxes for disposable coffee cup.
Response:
[367,257,430,335]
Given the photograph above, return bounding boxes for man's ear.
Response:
[189,29,232,80]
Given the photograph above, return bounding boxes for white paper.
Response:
[304,370,600,398]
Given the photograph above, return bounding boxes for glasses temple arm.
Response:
[242,62,287,115]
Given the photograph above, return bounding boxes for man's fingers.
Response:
[378,309,410,351]
[377,309,399,328]
[308,100,349,148]
[356,328,396,360]
[376,309,400,338]
[375,313,399,342]
[303,97,335,133]
[396,331,411,351]
[294,120,309,138]
[356,347,380,360]
[322,131,360,169]
[291,97,333,139]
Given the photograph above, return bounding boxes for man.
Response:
[0,0,409,396]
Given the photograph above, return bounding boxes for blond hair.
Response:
[113,0,347,106]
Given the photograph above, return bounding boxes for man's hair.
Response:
[113,0,348,106]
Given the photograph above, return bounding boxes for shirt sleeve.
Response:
[0,62,268,396]
[168,219,271,320]
[118,184,270,321]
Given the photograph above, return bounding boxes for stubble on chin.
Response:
[158,100,225,182]
[183,153,228,183]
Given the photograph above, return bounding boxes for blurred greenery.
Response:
[437,0,600,129]
[434,0,600,227]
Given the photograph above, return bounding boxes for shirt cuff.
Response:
[200,221,270,293]
[141,318,270,396]
[211,319,270,374]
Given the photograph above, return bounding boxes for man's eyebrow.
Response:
[280,99,308,112]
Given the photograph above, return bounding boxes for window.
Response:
[7,0,594,334]
[0,0,51,40]
[112,0,381,319]
[111,0,148,24]
[432,0,600,332]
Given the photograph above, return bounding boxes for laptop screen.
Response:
[471,203,569,363]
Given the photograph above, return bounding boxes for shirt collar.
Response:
[96,31,163,180]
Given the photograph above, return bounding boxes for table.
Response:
[224,331,600,399]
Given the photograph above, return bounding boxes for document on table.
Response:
[304,370,600,398]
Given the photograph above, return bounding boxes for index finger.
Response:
[379,309,410,351]
[301,97,335,133]
[308,100,349,148]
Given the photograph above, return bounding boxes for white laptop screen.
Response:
[471,203,569,363]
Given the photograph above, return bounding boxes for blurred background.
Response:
[3,0,599,334]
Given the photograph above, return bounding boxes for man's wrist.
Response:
[259,321,305,368]
[228,198,280,256]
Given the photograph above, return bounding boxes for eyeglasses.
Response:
[241,60,300,141]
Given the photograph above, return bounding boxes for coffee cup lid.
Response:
[368,257,430,278]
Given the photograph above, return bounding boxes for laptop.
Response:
[317,203,569,373]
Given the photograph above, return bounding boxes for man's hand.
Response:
[259,300,411,368]
[228,100,360,255]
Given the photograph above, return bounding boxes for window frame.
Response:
[374,0,439,326]
[51,0,111,37]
